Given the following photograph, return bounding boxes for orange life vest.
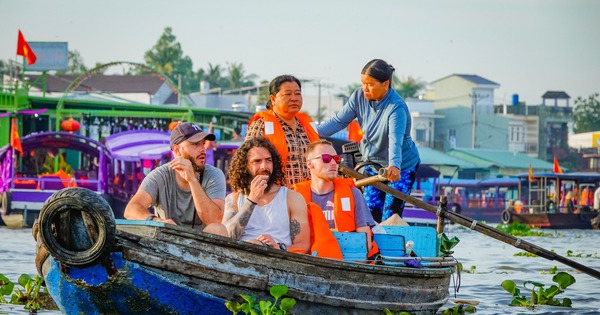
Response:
[294,178,379,258]
[248,110,319,164]
[306,202,344,259]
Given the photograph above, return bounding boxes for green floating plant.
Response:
[225,284,296,315]
[501,271,576,307]
[440,304,476,315]
[0,273,49,311]
[496,222,551,237]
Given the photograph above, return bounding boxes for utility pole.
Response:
[471,93,477,149]
[317,81,322,123]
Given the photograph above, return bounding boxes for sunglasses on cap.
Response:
[310,154,341,164]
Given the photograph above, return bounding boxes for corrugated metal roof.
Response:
[445,148,555,170]
[542,91,570,99]
[417,146,477,168]
[455,74,499,86]
[28,74,167,94]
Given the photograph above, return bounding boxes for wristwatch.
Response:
[278,242,287,251]
[146,214,157,221]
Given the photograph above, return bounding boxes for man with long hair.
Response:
[223,137,310,253]
[125,122,227,236]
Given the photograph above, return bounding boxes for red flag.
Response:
[553,157,564,174]
[10,117,23,154]
[528,163,534,183]
[16,30,37,65]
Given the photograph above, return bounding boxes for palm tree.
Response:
[225,62,258,89]
[392,75,426,99]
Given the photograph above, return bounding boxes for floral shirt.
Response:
[246,115,312,187]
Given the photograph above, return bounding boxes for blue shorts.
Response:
[363,164,418,222]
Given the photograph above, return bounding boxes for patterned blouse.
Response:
[246,115,312,187]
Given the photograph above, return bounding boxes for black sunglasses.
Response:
[310,154,341,164]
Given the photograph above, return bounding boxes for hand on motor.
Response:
[386,166,401,182]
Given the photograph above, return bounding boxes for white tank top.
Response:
[238,186,292,245]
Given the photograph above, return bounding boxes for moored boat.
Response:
[0,132,112,227]
[501,172,600,229]
[34,187,457,315]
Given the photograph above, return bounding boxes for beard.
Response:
[182,151,205,173]
[246,169,275,192]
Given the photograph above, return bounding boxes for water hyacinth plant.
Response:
[501,271,576,307]
[225,284,296,315]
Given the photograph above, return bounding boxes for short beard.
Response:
[182,152,205,173]
[244,170,275,193]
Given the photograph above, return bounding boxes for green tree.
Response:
[225,62,257,89]
[143,27,197,93]
[257,80,270,104]
[392,75,426,99]
[203,63,226,89]
[336,83,361,103]
[56,50,88,75]
[573,93,600,133]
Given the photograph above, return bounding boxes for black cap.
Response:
[170,122,216,148]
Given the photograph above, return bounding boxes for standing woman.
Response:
[246,75,319,187]
[317,59,420,222]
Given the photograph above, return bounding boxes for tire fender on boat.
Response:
[501,209,512,224]
[38,187,116,267]
[0,191,11,216]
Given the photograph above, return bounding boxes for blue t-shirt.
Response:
[317,88,420,171]
[311,187,376,229]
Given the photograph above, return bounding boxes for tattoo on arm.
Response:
[289,219,300,243]
[223,196,256,239]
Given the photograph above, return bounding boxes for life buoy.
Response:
[501,209,512,224]
[38,187,116,267]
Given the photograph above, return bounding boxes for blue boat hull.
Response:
[42,252,229,315]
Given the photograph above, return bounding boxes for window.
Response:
[416,129,426,142]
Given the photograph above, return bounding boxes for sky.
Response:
[2,0,599,105]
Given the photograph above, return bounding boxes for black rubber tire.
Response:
[501,209,512,224]
[38,187,116,267]
[0,191,11,216]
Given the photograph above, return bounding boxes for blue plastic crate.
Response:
[377,226,438,258]
[373,233,406,258]
[332,232,367,261]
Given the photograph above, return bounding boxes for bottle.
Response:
[406,240,414,256]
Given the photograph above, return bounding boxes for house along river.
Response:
[1,225,599,314]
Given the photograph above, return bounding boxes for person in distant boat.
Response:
[246,75,319,187]
[593,186,600,211]
[317,59,420,222]
[124,122,227,236]
[231,127,243,141]
[294,139,377,258]
[204,121,219,166]
[222,137,310,253]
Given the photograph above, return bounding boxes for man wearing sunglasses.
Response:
[294,140,377,258]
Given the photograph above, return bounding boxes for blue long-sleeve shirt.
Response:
[317,88,420,171]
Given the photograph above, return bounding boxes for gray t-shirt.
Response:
[140,163,226,229]
[311,187,376,229]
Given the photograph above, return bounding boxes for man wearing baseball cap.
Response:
[125,122,227,236]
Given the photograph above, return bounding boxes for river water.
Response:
[1,225,599,315]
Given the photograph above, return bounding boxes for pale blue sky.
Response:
[2,0,599,105]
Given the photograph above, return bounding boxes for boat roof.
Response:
[516,172,600,182]
[20,132,110,156]
[104,130,171,161]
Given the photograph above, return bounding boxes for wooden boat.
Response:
[34,187,457,315]
[501,172,600,229]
